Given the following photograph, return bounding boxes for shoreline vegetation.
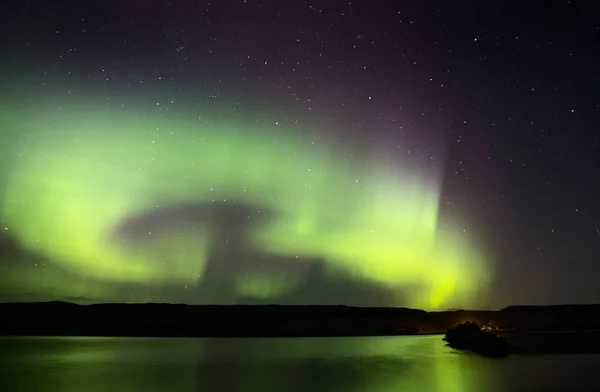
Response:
[2,302,600,354]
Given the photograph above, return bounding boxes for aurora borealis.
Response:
[1,0,599,310]
[0,105,486,309]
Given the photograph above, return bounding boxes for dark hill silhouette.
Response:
[2,302,600,341]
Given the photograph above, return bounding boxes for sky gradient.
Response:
[0,0,598,309]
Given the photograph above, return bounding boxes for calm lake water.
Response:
[1,335,599,391]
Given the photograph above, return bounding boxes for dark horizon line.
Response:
[4,300,600,313]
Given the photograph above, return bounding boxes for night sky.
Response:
[0,0,598,310]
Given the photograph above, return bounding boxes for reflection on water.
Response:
[1,335,599,391]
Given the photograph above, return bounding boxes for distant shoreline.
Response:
[1,332,445,339]
[2,302,600,354]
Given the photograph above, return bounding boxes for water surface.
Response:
[1,335,599,391]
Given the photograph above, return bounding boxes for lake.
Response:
[1,335,599,391]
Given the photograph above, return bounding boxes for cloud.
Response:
[61,296,95,303]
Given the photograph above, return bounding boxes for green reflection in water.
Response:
[0,336,507,392]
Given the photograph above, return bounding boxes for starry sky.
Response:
[0,0,598,310]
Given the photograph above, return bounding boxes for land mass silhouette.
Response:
[2,302,600,354]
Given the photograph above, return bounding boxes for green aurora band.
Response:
[0,105,489,309]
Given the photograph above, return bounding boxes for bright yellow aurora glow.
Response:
[0,105,488,309]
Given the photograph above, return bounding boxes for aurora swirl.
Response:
[0,104,488,310]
